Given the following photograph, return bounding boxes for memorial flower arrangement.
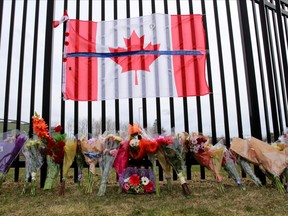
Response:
[0,131,27,189]
[32,113,66,190]
[75,138,85,187]
[186,134,226,192]
[231,137,287,193]
[98,134,122,196]
[59,137,77,195]
[119,167,155,194]
[156,134,190,196]
[22,139,45,195]
[222,147,245,190]
[80,136,103,193]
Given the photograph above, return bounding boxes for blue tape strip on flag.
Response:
[66,50,203,58]
[84,152,101,159]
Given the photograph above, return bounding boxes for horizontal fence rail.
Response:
[0,0,287,185]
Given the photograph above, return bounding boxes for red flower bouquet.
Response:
[32,114,66,190]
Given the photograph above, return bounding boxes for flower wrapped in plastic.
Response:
[75,138,85,188]
[230,137,262,187]
[0,131,28,188]
[231,137,287,193]
[80,136,103,193]
[119,167,156,194]
[22,139,45,195]
[98,134,122,196]
[187,134,226,192]
[156,134,190,196]
[208,141,226,192]
[113,140,129,179]
[32,113,66,190]
[44,128,66,190]
[59,137,77,195]
[222,146,245,190]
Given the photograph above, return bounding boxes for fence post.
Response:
[41,0,55,188]
[237,0,266,184]
[276,0,288,128]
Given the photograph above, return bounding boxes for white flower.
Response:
[124,177,130,183]
[129,139,139,147]
[31,172,36,181]
[141,177,150,185]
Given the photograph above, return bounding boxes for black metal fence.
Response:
[0,0,287,186]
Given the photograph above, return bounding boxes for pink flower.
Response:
[109,149,118,157]
[123,182,130,191]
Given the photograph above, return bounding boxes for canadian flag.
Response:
[56,12,210,101]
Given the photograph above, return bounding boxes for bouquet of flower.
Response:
[208,142,226,192]
[0,131,27,189]
[98,134,122,196]
[222,147,245,190]
[80,136,103,193]
[75,138,85,188]
[187,133,210,154]
[32,113,66,190]
[22,139,45,195]
[113,140,129,178]
[156,134,190,196]
[231,137,286,193]
[59,137,77,195]
[119,167,155,194]
[186,133,214,174]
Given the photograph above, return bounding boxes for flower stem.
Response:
[31,179,36,196]
[85,171,94,194]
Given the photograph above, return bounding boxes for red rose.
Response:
[54,125,63,132]
[129,174,140,186]
[144,181,154,192]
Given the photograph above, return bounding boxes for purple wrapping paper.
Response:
[0,134,27,173]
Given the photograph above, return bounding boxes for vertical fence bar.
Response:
[126,0,133,125]
[138,0,148,130]
[225,0,243,140]
[114,0,120,132]
[237,0,265,184]
[101,0,106,133]
[276,0,288,128]
[74,0,80,138]
[41,0,55,188]
[201,0,216,145]
[187,0,203,136]
[259,0,280,140]
[251,0,271,143]
[88,0,93,136]
[29,0,40,138]
[14,0,28,182]
[266,8,284,134]
[61,0,67,138]
[175,0,189,135]
[3,0,16,133]
[212,0,230,144]
[150,0,162,135]
[0,0,3,42]
[163,0,176,136]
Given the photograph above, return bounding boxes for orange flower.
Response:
[32,114,49,140]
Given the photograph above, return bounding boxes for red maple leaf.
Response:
[109,31,160,85]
